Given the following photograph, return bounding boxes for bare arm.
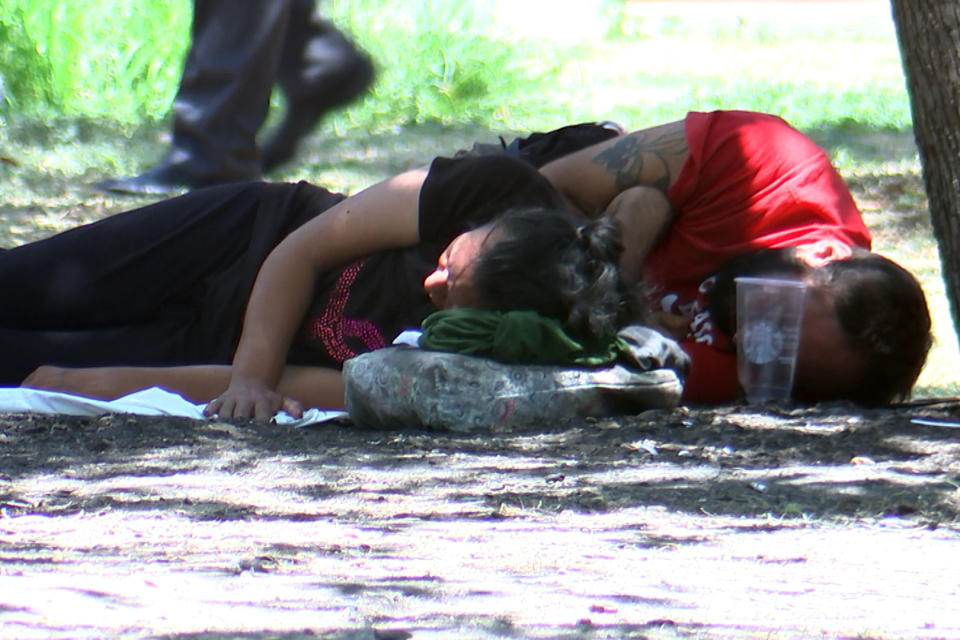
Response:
[22,365,234,404]
[206,167,428,419]
[605,186,674,282]
[22,363,348,412]
[539,120,689,215]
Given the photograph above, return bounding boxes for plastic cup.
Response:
[735,277,809,404]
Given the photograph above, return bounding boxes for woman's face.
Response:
[423,226,494,309]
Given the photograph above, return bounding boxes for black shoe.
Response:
[94,162,259,196]
[94,163,198,196]
[260,54,375,172]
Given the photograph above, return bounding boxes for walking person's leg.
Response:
[260,0,375,171]
[100,0,292,194]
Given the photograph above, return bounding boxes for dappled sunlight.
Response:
[4,2,960,637]
[3,402,960,637]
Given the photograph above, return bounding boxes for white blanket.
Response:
[0,333,421,427]
[0,386,348,427]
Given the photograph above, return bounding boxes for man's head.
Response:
[801,248,932,403]
[710,247,932,405]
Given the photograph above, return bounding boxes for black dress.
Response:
[0,155,563,384]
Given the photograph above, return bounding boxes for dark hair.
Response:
[469,206,647,341]
[812,248,932,404]
[708,248,811,336]
[709,247,932,405]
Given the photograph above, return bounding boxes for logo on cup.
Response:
[742,320,784,365]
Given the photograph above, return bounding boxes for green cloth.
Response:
[419,309,628,366]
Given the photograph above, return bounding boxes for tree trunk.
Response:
[891,0,960,347]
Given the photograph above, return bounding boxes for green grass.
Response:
[0,0,956,397]
[0,0,918,196]
[0,0,188,122]
[1,0,912,134]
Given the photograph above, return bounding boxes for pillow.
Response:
[342,325,688,431]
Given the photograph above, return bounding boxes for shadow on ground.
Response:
[3,402,959,524]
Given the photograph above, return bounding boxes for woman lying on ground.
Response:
[14,112,929,411]
[7,154,645,419]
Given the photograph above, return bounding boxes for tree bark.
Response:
[891,0,960,346]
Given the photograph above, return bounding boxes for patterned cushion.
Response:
[342,325,688,431]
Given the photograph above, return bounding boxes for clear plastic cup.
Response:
[735,277,809,404]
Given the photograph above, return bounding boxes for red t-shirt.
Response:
[642,111,873,403]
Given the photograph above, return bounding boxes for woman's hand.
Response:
[203,375,303,420]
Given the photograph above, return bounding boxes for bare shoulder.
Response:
[592,120,689,192]
[540,119,689,215]
[291,167,428,268]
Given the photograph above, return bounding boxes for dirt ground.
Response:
[2,401,960,639]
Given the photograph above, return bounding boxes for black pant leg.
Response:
[168,0,293,182]
[0,181,344,379]
[274,0,370,101]
[0,183,286,329]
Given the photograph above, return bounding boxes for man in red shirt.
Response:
[541,110,931,404]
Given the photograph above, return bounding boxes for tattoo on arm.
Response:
[591,127,688,192]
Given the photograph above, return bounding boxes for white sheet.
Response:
[0,386,349,427]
